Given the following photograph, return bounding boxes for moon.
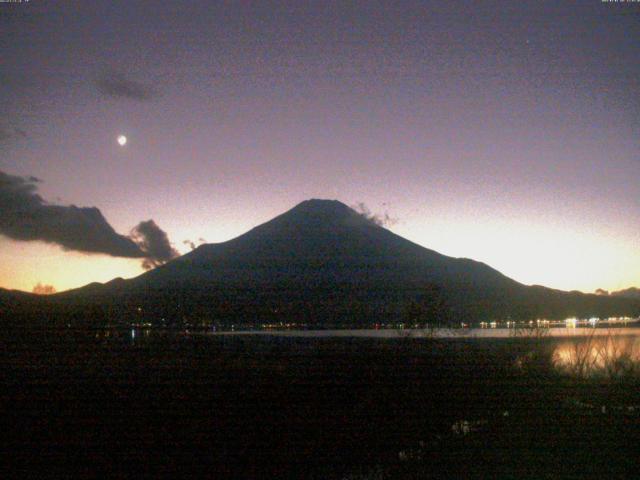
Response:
[117,135,127,146]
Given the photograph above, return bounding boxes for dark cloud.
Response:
[0,171,180,270]
[96,71,158,101]
[130,220,179,270]
[352,202,399,227]
[0,171,144,257]
[33,283,56,295]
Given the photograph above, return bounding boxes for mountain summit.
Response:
[6,199,639,326]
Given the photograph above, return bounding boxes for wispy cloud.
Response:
[96,71,158,101]
[183,238,207,251]
[0,126,27,142]
[352,202,398,227]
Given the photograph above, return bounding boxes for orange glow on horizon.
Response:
[0,239,145,293]
[1,214,638,294]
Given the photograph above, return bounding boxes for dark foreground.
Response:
[2,328,639,479]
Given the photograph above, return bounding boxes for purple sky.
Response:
[1,0,639,293]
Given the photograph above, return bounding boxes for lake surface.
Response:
[206,326,640,377]
[210,326,640,339]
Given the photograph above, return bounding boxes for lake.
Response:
[209,326,640,339]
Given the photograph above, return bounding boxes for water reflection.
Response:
[553,334,640,378]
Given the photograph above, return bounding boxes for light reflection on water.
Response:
[553,335,640,376]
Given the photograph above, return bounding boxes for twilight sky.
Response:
[1,0,638,294]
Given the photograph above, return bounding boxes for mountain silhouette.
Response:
[3,199,639,326]
[611,287,640,299]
